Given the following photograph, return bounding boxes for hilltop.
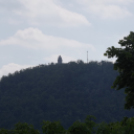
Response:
[0,61,133,130]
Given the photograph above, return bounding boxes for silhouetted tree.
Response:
[104,31,134,109]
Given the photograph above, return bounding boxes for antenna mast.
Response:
[87,51,88,63]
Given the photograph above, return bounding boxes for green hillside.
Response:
[0,61,133,131]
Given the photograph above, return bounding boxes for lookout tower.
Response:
[57,55,62,64]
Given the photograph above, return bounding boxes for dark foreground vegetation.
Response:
[1,115,134,134]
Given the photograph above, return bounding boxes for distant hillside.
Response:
[0,61,133,130]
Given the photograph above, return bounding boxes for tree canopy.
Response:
[1,116,134,134]
[104,31,134,109]
[0,61,133,131]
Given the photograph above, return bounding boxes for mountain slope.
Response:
[0,61,133,130]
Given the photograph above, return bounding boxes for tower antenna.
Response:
[87,51,88,63]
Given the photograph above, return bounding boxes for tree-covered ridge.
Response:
[0,61,133,131]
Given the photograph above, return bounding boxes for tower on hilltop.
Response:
[57,55,62,64]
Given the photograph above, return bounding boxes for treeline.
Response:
[0,61,133,131]
[1,115,134,134]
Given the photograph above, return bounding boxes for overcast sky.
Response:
[0,0,134,78]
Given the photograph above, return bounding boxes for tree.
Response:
[67,115,96,134]
[104,31,134,109]
[42,120,65,134]
[13,122,40,134]
[85,115,96,133]
[0,128,9,134]
[77,60,84,64]
[68,121,91,134]
[57,55,62,64]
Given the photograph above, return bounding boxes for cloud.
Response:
[0,63,33,78]
[75,0,133,19]
[19,0,90,26]
[0,0,90,26]
[0,27,95,51]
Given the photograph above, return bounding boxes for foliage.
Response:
[85,115,96,132]
[104,31,134,109]
[13,122,40,134]
[0,122,39,134]
[68,115,96,134]
[1,116,134,134]
[0,61,133,130]
[68,121,91,134]
[0,128,9,134]
[42,120,65,134]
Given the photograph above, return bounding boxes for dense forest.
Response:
[0,61,133,132]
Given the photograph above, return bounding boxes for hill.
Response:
[0,61,133,130]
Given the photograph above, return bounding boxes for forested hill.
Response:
[0,61,133,130]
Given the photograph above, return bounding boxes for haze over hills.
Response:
[0,60,133,130]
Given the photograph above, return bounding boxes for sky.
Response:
[0,0,134,78]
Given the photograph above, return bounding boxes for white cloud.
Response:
[0,27,95,51]
[91,5,131,19]
[0,0,90,26]
[19,0,90,26]
[76,0,133,19]
[0,63,33,78]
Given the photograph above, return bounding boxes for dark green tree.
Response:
[68,121,91,134]
[0,128,9,134]
[42,120,65,134]
[13,122,39,134]
[104,31,134,109]
[85,115,96,133]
